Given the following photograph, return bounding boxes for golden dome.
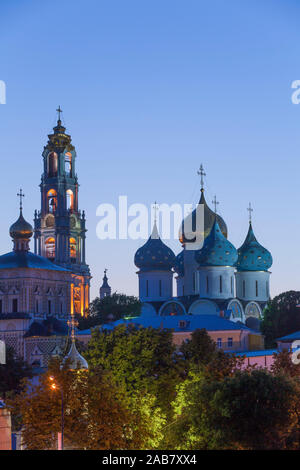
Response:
[179,190,227,245]
[9,211,33,240]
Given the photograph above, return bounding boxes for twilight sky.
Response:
[0,0,300,300]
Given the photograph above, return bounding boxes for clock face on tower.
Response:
[228,300,243,320]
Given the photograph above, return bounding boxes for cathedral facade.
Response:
[134,172,273,329]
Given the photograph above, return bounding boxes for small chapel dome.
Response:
[9,210,33,240]
[195,218,238,267]
[63,341,88,370]
[179,190,227,245]
[134,221,176,271]
[236,222,272,272]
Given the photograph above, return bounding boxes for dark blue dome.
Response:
[134,222,176,271]
[174,250,184,277]
[236,223,272,272]
[0,251,69,271]
[195,218,238,267]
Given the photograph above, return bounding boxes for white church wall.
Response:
[235,271,270,302]
[197,266,235,300]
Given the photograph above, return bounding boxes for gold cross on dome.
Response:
[67,315,78,342]
[247,202,253,223]
[197,164,206,190]
[212,195,219,214]
[17,188,25,210]
[56,106,63,121]
[153,201,159,222]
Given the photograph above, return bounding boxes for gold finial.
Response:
[197,164,206,191]
[247,202,253,223]
[17,188,25,211]
[212,195,219,214]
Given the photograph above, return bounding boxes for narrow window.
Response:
[266,280,269,297]
[243,280,246,297]
[146,280,149,297]
[12,298,18,313]
[48,300,52,315]
[217,338,222,349]
[193,273,196,292]
[0,299,2,314]
[228,337,233,348]
[255,280,258,297]
[219,275,222,293]
[231,276,233,295]
[36,300,39,313]
[159,280,162,297]
[206,276,209,293]
[182,285,185,296]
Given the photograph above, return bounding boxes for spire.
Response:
[100,269,111,298]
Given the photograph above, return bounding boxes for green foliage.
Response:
[0,346,32,399]
[9,358,165,450]
[170,369,296,450]
[85,324,184,416]
[78,292,141,329]
[261,291,300,347]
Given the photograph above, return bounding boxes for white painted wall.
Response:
[197,266,235,300]
[235,271,270,302]
[138,270,173,302]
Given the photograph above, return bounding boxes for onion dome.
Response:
[179,190,227,246]
[174,250,184,277]
[10,210,33,240]
[134,221,176,271]
[44,107,75,153]
[64,341,88,370]
[195,218,238,267]
[236,222,272,271]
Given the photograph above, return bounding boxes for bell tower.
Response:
[34,107,91,315]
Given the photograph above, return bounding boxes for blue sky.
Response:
[0,0,300,300]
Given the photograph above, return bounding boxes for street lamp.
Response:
[49,376,64,451]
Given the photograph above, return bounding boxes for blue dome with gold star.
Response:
[174,250,184,277]
[195,218,238,267]
[134,222,176,271]
[236,223,272,272]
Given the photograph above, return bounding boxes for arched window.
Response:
[66,189,74,211]
[47,189,57,214]
[65,152,72,177]
[45,237,55,260]
[70,237,76,262]
[48,152,58,177]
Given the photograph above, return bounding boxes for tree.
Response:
[9,358,165,450]
[180,328,217,370]
[0,346,32,399]
[169,369,296,450]
[261,291,300,347]
[84,324,184,416]
[78,293,141,329]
